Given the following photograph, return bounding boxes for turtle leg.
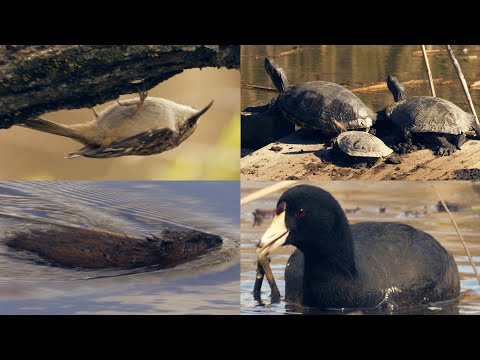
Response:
[385,153,401,164]
[403,129,413,144]
[331,118,346,133]
[326,135,338,149]
[370,157,383,169]
[452,133,467,150]
[425,134,458,156]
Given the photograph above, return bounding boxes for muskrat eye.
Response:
[276,201,286,215]
[296,209,306,217]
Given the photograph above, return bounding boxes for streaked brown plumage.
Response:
[17,92,214,158]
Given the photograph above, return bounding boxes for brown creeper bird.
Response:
[17,91,214,158]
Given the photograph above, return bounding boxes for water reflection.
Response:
[241,45,480,112]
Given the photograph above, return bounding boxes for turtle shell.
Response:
[388,96,474,135]
[337,131,393,158]
[277,81,376,133]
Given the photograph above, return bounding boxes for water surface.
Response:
[242,45,480,112]
[0,181,239,314]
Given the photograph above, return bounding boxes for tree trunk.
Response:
[0,45,239,128]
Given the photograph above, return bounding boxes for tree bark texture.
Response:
[0,45,240,128]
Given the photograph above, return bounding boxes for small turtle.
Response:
[264,57,377,134]
[386,75,480,156]
[333,131,398,168]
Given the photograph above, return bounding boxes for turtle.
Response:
[264,57,377,134]
[386,75,480,156]
[333,130,399,168]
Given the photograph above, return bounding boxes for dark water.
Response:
[0,181,239,314]
[241,45,480,112]
[241,181,480,315]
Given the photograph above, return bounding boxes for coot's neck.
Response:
[302,214,357,285]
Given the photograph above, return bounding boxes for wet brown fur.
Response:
[5,224,222,269]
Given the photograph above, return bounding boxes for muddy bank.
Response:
[241,129,480,181]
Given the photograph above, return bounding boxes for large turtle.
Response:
[386,75,480,156]
[264,57,377,134]
[333,131,399,168]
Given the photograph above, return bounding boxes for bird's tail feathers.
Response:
[20,117,87,143]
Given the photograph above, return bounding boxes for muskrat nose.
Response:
[207,234,223,247]
[184,230,223,248]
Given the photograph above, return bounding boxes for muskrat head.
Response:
[183,230,223,248]
[157,228,222,248]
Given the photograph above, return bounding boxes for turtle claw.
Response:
[454,134,467,150]
[435,146,456,156]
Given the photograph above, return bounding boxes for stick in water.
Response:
[422,45,436,97]
[445,45,480,137]
[253,260,265,301]
[244,182,295,302]
[258,256,281,302]
[432,185,480,285]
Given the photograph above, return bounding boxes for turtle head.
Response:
[473,118,480,138]
[386,75,407,102]
[264,57,289,92]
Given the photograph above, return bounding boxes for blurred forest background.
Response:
[0,67,239,180]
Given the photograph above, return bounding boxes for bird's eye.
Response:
[296,209,306,217]
[276,201,286,215]
[188,119,197,127]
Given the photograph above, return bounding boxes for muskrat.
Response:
[5,224,222,269]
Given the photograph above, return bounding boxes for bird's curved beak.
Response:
[187,100,214,124]
[256,207,289,260]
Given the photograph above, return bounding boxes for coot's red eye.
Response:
[296,209,306,217]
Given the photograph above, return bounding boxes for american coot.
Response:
[257,185,460,310]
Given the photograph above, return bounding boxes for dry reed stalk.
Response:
[422,45,436,97]
[432,185,480,285]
